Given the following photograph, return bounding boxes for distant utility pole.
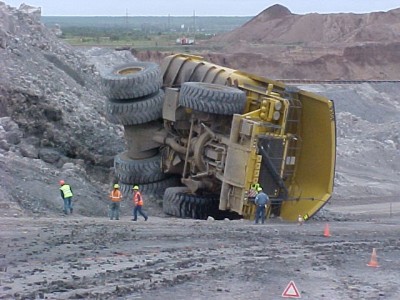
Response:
[125,8,129,27]
[193,10,196,43]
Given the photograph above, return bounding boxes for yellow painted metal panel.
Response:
[162,53,336,222]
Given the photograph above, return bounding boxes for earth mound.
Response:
[0,3,137,217]
[204,5,400,80]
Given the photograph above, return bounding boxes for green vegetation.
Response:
[42,16,250,48]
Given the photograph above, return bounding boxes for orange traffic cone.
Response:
[367,248,379,268]
[323,223,331,237]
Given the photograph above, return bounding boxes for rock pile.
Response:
[0,2,134,216]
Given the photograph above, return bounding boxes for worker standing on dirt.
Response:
[254,186,269,224]
[59,180,73,215]
[109,183,122,220]
[132,185,148,221]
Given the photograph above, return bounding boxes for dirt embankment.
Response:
[213,5,400,46]
[137,4,400,80]
[209,4,400,80]
[0,3,136,217]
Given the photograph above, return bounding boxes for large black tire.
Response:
[101,62,162,100]
[114,152,166,184]
[119,176,182,199]
[179,82,246,115]
[163,187,220,219]
[163,187,190,217]
[106,90,164,125]
[123,121,163,159]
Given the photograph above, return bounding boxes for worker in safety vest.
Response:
[59,180,73,215]
[254,186,269,224]
[248,183,260,202]
[132,185,148,221]
[109,183,123,220]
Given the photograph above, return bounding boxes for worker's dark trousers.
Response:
[255,205,266,224]
[109,202,120,220]
[133,205,147,221]
[63,197,73,214]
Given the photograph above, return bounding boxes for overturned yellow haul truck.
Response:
[103,53,336,222]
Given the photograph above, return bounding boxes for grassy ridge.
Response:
[42,16,250,48]
[42,16,250,33]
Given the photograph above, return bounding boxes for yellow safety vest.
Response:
[60,184,73,198]
[249,183,260,198]
[251,183,260,190]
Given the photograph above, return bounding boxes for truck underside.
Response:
[159,54,336,221]
[101,54,336,222]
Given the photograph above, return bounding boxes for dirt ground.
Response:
[1,197,400,300]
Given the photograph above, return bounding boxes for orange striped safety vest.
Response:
[133,191,143,206]
[109,189,122,202]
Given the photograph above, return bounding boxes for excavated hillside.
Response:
[0,3,138,217]
[201,4,400,80]
[213,4,400,45]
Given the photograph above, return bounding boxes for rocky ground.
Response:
[0,3,140,218]
[1,211,400,300]
[1,3,400,300]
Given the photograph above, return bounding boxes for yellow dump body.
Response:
[161,54,336,221]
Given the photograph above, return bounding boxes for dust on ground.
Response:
[1,201,400,300]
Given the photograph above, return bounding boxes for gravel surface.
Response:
[1,211,400,300]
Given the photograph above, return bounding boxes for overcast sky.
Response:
[4,0,400,16]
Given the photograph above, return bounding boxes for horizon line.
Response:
[39,8,398,18]
[41,14,254,17]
